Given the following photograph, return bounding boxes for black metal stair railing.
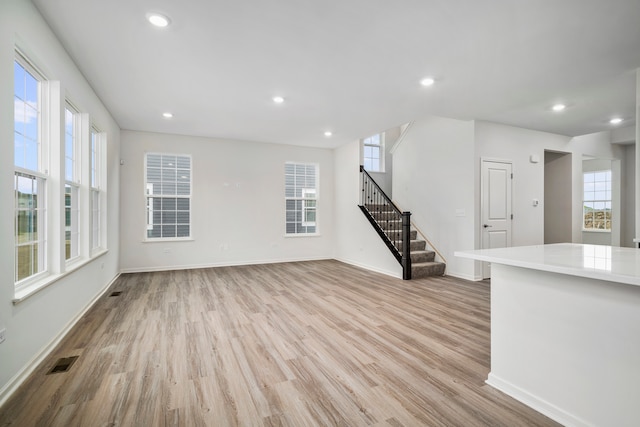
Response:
[358,165,411,280]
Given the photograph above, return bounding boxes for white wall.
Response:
[0,0,120,404]
[367,126,399,196]
[475,122,625,251]
[392,116,476,280]
[119,131,334,272]
[333,140,403,278]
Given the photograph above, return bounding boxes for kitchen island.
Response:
[455,243,640,427]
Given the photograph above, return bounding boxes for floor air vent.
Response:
[110,291,122,297]
[47,356,79,375]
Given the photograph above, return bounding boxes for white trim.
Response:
[333,257,402,279]
[13,250,109,304]
[119,256,332,274]
[0,272,120,407]
[446,271,482,281]
[283,233,321,238]
[389,121,413,154]
[486,373,593,427]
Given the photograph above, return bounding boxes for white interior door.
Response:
[481,160,513,279]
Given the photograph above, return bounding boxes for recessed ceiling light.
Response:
[609,117,623,125]
[273,96,285,104]
[162,112,173,118]
[324,131,333,137]
[420,77,435,87]
[147,13,170,28]
[552,104,566,112]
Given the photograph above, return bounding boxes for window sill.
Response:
[284,233,322,238]
[142,238,194,243]
[13,250,109,305]
[582,229,612,233]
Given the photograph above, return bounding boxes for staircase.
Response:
[368,205,446,279]
[359,165,446,280]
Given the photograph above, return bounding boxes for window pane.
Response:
[162,198,177,211]
[594,171,607,182]
[177,225,190,237]
[16,243,36,282]
[285,163,318,234]
[176,156,190,168]
[177,212,189,224]
[65,158,73,181]
[162,224,176,238]
[162,211,177,224]
[14,132,24,169]
[147,154,162,168]
[25,70,38,104]
[25,140,38,171]
[148,227,161,239]
[14,60,40,173]
[15,171,46,283]
[145,153,191,239]
[177,199,190,211]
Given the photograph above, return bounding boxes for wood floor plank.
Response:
[0,260,560,426]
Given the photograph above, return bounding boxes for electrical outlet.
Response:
[0,328,6,344]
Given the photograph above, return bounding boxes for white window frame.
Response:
[144,153,192,241]
[362,133,384,173]
[583,170,612,232]
[64,103,81,261]
[285,162,319,235]
[90,126,105,254]
[14,52,49,289]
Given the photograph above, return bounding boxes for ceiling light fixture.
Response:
[552,104,566,112]
[420,77,435,87]
[324,131,332,137]
[609,117,623,125]
[273,96,285,104]
[162,112,173,118]
[147,13,170,28]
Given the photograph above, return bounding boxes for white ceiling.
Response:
[34,0,640,148]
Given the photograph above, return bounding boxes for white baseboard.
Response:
[119,256,333,274]
[486,373,591,427]
[0,273,120,408]
[446,271,483,281]
[333,257,403,279]
[122,256,403,279]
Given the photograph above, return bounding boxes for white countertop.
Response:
[455,243,640,286]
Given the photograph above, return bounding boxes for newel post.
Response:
[401,211,412,280]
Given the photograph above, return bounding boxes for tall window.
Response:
[583,170,611,231]
[65,105,80,260]
[14,55,47,284]
[285,163,318,234]
[145,153,191,239]
[363,133,384,172]
[90,127,103,251]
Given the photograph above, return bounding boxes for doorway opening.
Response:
[544,151,572,244]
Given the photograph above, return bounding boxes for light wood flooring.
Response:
[0,260,559,426]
